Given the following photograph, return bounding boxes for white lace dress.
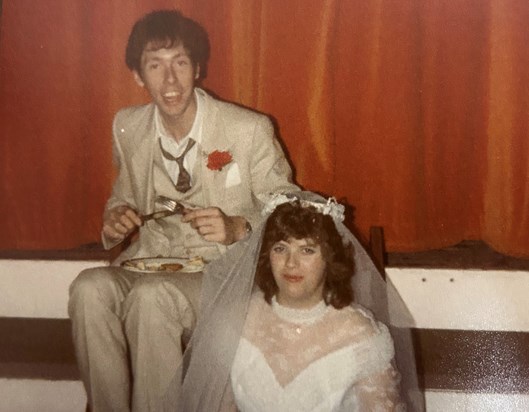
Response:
[229,293,405,412]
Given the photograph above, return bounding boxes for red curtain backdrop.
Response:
[1,0,528,257]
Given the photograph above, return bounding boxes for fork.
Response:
[141,196,186,222]
[157,196,182,212]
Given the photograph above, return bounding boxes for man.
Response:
[68,10,297,412]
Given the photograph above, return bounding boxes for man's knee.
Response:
[126,276,174,308]
[68,268,124,315]
[125,276,193,324]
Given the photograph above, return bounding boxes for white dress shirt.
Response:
[156,88,204,185]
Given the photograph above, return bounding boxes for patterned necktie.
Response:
[159,138,196,193]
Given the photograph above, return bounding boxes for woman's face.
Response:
[269,237,326,309]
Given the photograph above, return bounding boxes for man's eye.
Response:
[302,247,316,254]
[148,64,159,70]
[272,245,286,253]
[177,60,189,66]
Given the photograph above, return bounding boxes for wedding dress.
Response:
[230,293,404,411]
[163,191,424,411]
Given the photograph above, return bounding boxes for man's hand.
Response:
[102,205,142,242]
[182,207,249,245]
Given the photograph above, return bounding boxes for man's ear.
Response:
[133,70,145,87]
[195,64,201,80]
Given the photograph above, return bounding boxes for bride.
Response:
[163,191,423,411]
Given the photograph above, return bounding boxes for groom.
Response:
[68,9,297,412]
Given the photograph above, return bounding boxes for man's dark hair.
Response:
[255,201,355,309]
[125,9,210,78]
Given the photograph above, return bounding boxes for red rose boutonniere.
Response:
[207,150,233,171]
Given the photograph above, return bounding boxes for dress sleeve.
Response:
[340,308,406,411]
[342,362,406,412]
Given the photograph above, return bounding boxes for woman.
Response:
[228,198,404,411]
[164,192,422,411]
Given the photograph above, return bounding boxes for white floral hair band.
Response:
[261,193,345,223]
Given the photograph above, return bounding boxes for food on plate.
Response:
[121,256,205,273]
[159,262,184,272]
[186,255,205,270]
[122,260,146,270]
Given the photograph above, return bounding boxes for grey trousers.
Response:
[68,266,202,412]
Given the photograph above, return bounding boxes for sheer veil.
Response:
[163,191,425,411]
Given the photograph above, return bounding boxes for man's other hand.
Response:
[102,205,142,242]
[182,207,248,245]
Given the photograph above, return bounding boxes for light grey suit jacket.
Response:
[103,89,298,262]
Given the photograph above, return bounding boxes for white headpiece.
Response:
[261,192,345,223]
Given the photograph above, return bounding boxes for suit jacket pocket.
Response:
[225,162,241,188]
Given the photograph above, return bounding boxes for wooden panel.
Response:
[2,320,529,394]
[389,240,529,270]
[3,240,528,269]
[0,318,78,380]
[0,243,111,261]
[0,238,134,262]
[413,328,529,392]
[369,226,387,278]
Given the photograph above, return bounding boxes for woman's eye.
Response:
[148,63,159,70]
[272,245,286,253]
[302,247,317,254]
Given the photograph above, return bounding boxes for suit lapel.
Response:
[130,104,157,213]
[199,90,237,207]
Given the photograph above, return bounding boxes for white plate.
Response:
[121,257,205,273]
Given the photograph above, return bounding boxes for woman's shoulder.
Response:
[326,305,396,375]
[329,304,392,345]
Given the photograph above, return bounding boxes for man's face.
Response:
[134,42,199,127]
